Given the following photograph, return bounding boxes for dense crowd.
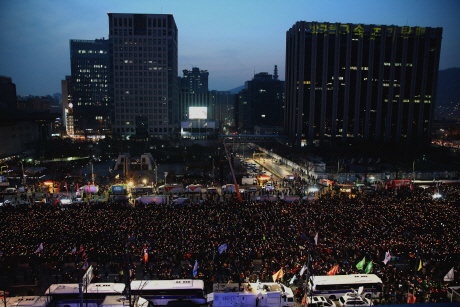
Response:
[0,184,459,304]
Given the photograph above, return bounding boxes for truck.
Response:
[207,282,295,307]
[157,184,184,194]
[221,184,237,193]
[184,184,202,193]
[241,177,257,185]
[76,185,98,196]
[135,195,167,205]
[131,186,154,195]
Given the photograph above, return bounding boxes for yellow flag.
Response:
[418,259,422,271]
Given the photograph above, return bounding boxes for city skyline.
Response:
[1,0,459,96]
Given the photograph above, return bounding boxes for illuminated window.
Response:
[384,62,391,66]
[303,81,311,84]
[261,115,266,118]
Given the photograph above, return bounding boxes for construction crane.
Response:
[223,139,242,202]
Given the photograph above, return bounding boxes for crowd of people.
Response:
[0,183,459,304]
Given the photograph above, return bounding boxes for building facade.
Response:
[61,76,74,136]
[108,13,178,140]
[285,21,443,147]
[180,67,209,94]
[70,39,111,138]
[237,67,285,133]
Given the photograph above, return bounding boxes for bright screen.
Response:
[189,107,207,119]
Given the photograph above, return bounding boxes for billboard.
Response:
[189,107,207,119]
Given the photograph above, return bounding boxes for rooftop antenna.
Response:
[274,64,279,80]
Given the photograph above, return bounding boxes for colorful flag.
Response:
[272,268,283,282]
[407,292,416,304]
[314,232,319,245]
[383,251,391,265]
[289,275,297,285]
[218,243,228,254]
[35,243,44,253]
[356,257,366,270]
[193,260,198,277]
[327,265,339,275]
[144,250,148,264]
[365,261,373,274]
[418,259,422,271]
[299,264,307,276]
[444,267,454,282]
[71,247,76,253]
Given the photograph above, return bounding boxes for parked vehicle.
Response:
[158,184,184,194]
[242,177,257,185]
[221,184,237,193]
[136,195,167,205]
[185,184,202,193]
[204,188,218,194]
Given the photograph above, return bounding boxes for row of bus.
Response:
[4,275,385,307]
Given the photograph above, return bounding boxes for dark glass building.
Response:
[180,67,209,94]
[70,39,111,137]
[285,21,443,147]
[108,13,178,140]
[237,67,285,133]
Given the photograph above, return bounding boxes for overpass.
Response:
[219,134,285,143]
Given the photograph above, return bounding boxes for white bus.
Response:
[45,283,125,307]
[131,279,206,306]
[5,296,50,307]
[309,274,383,300]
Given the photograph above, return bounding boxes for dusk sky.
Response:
[1,0,459,96]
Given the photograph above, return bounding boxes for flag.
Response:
[35,243,44,253]
[218,243,228,254]
[314,232,319,245]
[365,261,373,274]
[356,257,366,270]
[407,292,416,304]
[272,268,283,282]
[383,251,391,265]
[71,247,76,253]
[444,267,454,282]
[144,250,148,264]
[299,264,307,276]
[79,244,84,254]
[327,265,339,275]
[289,275,297,285]
[193,260,198,277]
[418,259,422,271]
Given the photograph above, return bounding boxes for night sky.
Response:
[1,0,459,96]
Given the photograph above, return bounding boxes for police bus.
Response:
[131,279,206,306]
[45,283,125,307]
[309,274,383,300]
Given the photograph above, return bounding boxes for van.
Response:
[248,187,257,193]
[5,188,17,194]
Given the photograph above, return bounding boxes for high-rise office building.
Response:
[285,21,442,147]
[237,66,285,133]
[0,76,17,110]
[108,13,178,140]
[69,39,111,138]
[61,76,74,136]
[180,67,209,94]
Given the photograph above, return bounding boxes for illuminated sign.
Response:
[189,107,207,119]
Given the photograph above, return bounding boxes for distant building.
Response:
[108,13,179,140]
[69,38,111,139]
[61,76,74,136]
[0,78,58,156]
[211,90,234,128]
[237,66,285,133]
[285,21,443,147]
[179,67,209,94]
[0,76,18,110]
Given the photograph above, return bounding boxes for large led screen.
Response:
[189,107,207,119]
